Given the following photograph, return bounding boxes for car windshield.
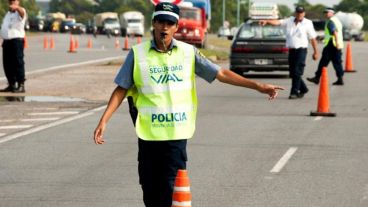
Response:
[238,23,285,39]
[180,8,201,21]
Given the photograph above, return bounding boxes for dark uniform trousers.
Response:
[2,38,25,85]
[138,138,187,207]
[288,48,308,95]
[314,40,344,79]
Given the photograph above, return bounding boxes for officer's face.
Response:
[295,11,305,21]
[152,19,178,43]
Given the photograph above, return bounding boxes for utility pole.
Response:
[237,0,240,26]
[222,0,225,27]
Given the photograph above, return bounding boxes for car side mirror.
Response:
[227,35,233,40]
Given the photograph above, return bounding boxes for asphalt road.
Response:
[0,36,368,206]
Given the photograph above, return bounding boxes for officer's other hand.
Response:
[259,84,284,100]
[94,123,106,144]
[312,52,319,60]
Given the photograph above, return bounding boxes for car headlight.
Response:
[194,29,200,36]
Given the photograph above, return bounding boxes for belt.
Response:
[289,47,307,50]
[3,38,24,41]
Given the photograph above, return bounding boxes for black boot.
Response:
[13,83,25,93]
[0,84,16,92]
[306,77,319,84]
[332,77,344,85]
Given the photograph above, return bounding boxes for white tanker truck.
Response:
[313,11,365,42]
[335,12,365,41]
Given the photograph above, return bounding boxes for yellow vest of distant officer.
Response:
[324,16,344,49]
[131,41,197,141]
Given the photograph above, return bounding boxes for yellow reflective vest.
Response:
[131,41,197,141]
[324,16,344,49]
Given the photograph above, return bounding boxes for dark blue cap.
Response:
[153,2,180,23]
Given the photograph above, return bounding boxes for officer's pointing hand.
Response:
[259,84,284,100]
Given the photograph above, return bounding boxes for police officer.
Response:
[0,0,27,93]
[259,6,319,99]
[93,3,283,207]
[307,7,344,85]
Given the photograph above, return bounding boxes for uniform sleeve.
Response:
[194,48,220,83]
[114,50,134,89]
[327,21,336,34]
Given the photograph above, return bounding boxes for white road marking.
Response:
[28,111,79,116]
[0,125,33,129]
[0,111,94,144]
[270,147,298,173]
[0,120,14,123]
[0,56,123,82]
[314,116,323,121]
[0,133,5,137]
[20,117,61,122]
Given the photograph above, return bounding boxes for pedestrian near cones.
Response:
[307,7,345,86]
[310,67,336,117]
[0,0,27,93]
[344,41,355,72]
[259,6,319,99]
[93,2,283,207]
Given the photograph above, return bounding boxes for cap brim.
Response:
[154,15,178,23]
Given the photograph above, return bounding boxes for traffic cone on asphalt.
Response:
[74,36,79,49]
[172,169,191,207]
[49,35,55,49]
[24,35,28,49]
[310,67,336,117]
[43,35,48,49]
[115,37,120,49]
[87,37,93,48]
[344,41,356,72]
[123,35,129,50]
[68,35,76,53]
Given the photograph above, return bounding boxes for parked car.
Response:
[71,23,86,34]
[60,19,76,33]
[229,20,289,75]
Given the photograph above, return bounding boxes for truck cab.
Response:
[120,11,145,37]
[174,1,209,48]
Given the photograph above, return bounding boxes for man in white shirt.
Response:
[260,6,319,99]
[0,0,26,93]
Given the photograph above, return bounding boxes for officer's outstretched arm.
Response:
[216,69,284,100]
[94,86,127,144]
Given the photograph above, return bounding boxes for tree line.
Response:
[1,0,368,32]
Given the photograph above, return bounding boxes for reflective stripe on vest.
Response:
[132,41,197,141]
[324,16,344,49]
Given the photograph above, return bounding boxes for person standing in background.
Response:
[0,0,27,93]
[260,6,319,99]
[307,7,345,86]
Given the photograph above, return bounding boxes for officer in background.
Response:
[0,0,27,93]
[259,6,319,99]
[93,2,283,207]
[307,7,344,85]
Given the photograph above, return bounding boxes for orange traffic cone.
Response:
[68,35,76,53]
[43,35,48,49]
[137,36,142,44]
[123,35,129,50]
[172,169,191,207]
[87,37,93,48]
[74,37,79,49]
[344,41,356,72]
[49,35,55,49]
[23,35,28,49]
[115,37,120,49]
[310,67,336,117]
